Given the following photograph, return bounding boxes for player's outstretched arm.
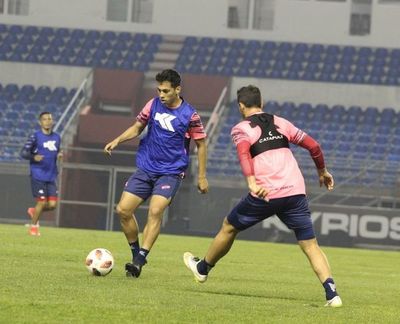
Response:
[104,121,145,156]
[194,138,208,194]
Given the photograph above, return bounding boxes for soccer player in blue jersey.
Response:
[104,69,209,278]
[20,112,62,236]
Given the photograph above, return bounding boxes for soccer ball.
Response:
[85,248,114,276]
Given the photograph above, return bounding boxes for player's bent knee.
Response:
[148,205,165,217]
[116,205,131,219]
[222,218,239,235]
[47,201,57,210]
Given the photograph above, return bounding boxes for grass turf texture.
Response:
[0,223,399,323]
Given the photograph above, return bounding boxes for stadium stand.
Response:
[0,23,162,70]
[1,23,399,86]
[0,82,77,161]
[175,36,400,86]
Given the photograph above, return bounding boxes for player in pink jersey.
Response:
[184,85,342,307]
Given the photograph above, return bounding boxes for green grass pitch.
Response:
[1,223,399,323]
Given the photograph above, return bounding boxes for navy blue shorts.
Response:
[227,194,315,241]
[30,177,58,201]
[124,169,182,201]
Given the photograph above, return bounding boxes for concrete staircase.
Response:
[143,35,185,89]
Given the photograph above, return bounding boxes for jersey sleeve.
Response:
[187,112,206,140]
[274,115,306,144]
[231,122,251,146]
[20,134,36,160]
[136,99,154,126]
[231,123,254,176]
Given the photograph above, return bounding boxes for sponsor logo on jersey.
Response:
[155,112,176,132]
[43,140,58,151]
[259,131,284,144]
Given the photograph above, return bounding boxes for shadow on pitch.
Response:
[184,288,318,305]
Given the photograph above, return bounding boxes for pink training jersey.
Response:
[231,112,307,200]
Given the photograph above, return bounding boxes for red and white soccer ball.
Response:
[85,248,114,276]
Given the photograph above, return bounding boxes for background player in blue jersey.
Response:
[104,69,209,278]
[20,112,62,236]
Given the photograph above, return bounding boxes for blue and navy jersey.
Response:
[136,98,197,175]
[20,130,61,182]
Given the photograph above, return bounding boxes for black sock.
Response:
[134,248,149,266]
[197,259,214,275]
[323,278,338,300]
[129,240,140,261]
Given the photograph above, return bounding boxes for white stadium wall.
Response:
[0,62,90,89]
[231,78,400,110]
[1,0,400,47]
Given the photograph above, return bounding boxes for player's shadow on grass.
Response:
[185,288,318,306]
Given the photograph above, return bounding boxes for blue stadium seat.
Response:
[366,75,383,85]
[340,55,355,65]
[102,31,117,42]
[112,40,127,52]
[39,27,54,38]
[292,52,305,63]
[358,47,372,57]
[149,34,163,43]
[323,54,338,65]
[287,71,300,80]
[9,25,23,35]
[247,40,261,51]
[115,32,131,43]
[374,47,389,58]
[19,35,35,46]
[262,41,277,52]
[87,30,101,40]
[133,33,148,43]
[318,73,334,82]
[55,28,70,39]
[350,74,365,84]
[278,42,293,52]
[294,43,308,53]
[71,29,86,40]
[310,44,324,54]
[2,34,19,46]
[36,34,52,46]
[199,37,214,47]
[326,45,340,55]
[184,36,197,46]
[342,46,356,57]
[334,74,349,83]
[372,57,386,67]
[64,37,82,50]
[98,40,112,50]
[386,77,399,86]
[204,65,219,75]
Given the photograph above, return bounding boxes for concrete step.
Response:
[162,34,185,43]
[158,42,183,53]
[154,52,180,61]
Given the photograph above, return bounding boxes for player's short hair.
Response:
[156,69,181,88]
[39,111,52,119]
[237,85,262,108]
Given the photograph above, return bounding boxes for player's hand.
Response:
[318,168,334,191]
[33,154,44,162]
[57,151,63,161]
[249,183,269,201]
[197,177,209,194]
[104,139,119,156]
